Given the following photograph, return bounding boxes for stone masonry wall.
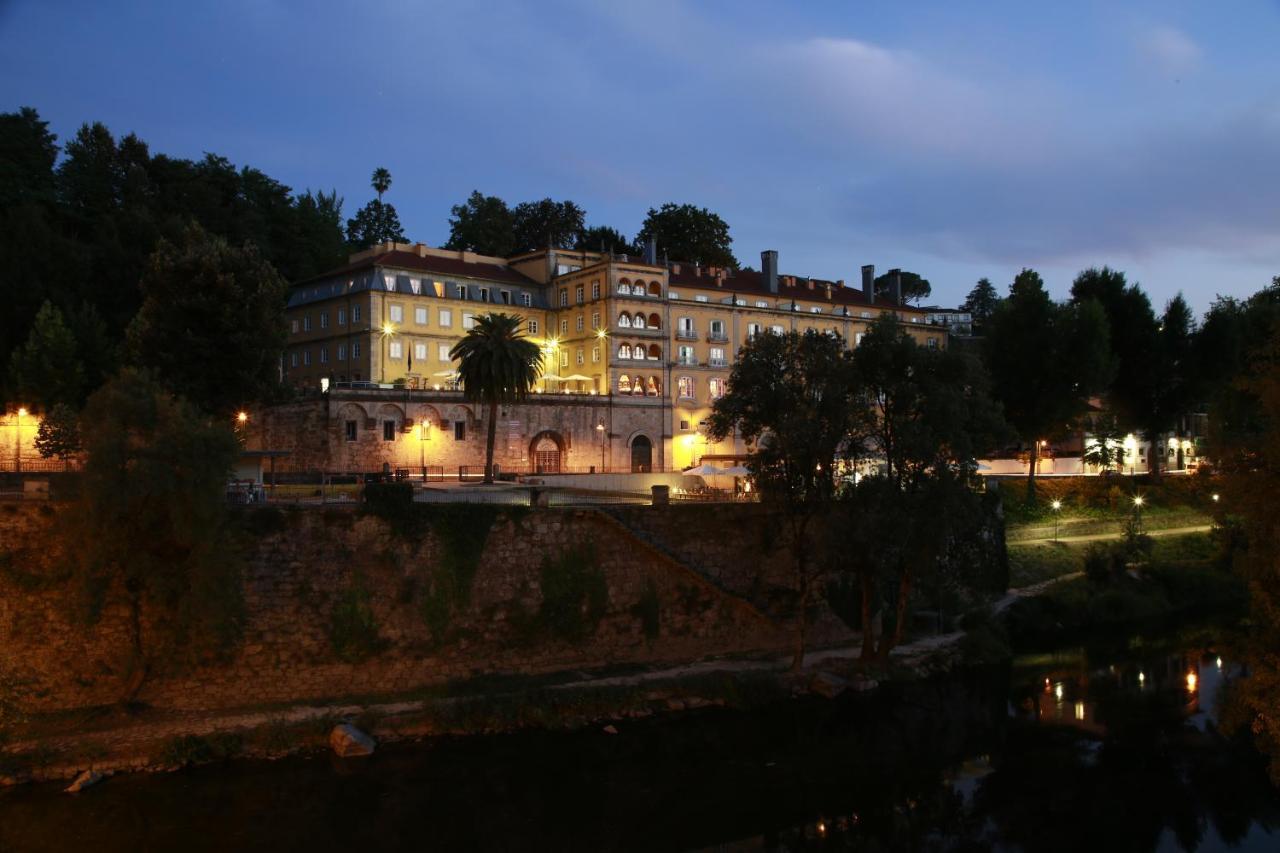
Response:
[0,503,786,716]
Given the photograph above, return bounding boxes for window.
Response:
[860,311,872,319]
[560,319,568,336]
[383,420,396,442]
[345,420,357,441]
[409,278,421,295]
[747,323,762,338]
[389,304,403,323]
[352,304,362,323]
[575,285,584,304]
[352,341,361,358]
[709,320,726,339]
[320,347,328,364]
[677,317,695,337]
[338,308,346,325]
[618,283,632,295]
[679,419,691,431]
[618,343,632,360]
[456,284,468,300]
[709,378,726,399]
[695,295,709,303]
[500,290,511,305]
[709,347,726,366]
[559,289,568,307]
[528,319,539,335]
[303,350,311,366]
[618,313,632,328]
[678,376,695,398]
[770,325,785,335]
[678,345,696,365]
[559,350,568,368]
[290,319,299,334]
[521,293,532,307]
[633,313,646,329]
[647,376,660,395]
[338,343,347,360]
[669,291,681,300]
[389,340,403,359]
[479,287,489,303]
[591,311,600,329]
[454,420,466,441]
[290,352,298,368]
[320,312,329,329]
[415,307,428,325]
[576,347,584,365]
[756,300,769,308]
[463,312,475,329]
[414,343,427,361]
[303,315,311,332]
[575,315,584,332]
[439,309,453,328]
[927,337,939,349]
[855,333,865,347]
[383,275,396,292]
[438,344,451,361]
[618,374,632,393]
[591,281,600,299]
[592,346,600,363]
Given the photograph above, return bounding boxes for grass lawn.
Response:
[1008,531,1217,588]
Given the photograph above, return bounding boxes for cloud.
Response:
[1137,26,1203,77]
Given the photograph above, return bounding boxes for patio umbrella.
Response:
[685,463,727,476]
[432,370,459,377]
[721,465,751,476]
[563,374,592,382]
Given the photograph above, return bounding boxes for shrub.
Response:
[539,544,608,643]
[329,576,384,662]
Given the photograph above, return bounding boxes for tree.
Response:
[1082,415,1125,473]
[68,369,243,701]
[511,198,586,252]
[874,270,932,305]
[962,278,1001,331]
[444,190,516,257]
[1070,267,1160,434]
[127,224,288,416]
[450,313,542,484]
[346,168,405,249]
[1138,294,1197,477]
[985,269,1113,500]
[636,203,737,269]
[6,300,85,410]
[33,402,81,463]
[845,315,1007,656]
[706,329,862,669]
[575,224,638,256]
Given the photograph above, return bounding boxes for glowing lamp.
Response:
[1133,496,1144,507]
[1051,499,1062,511]
[236,411,249,424]
[17,407,27,418]
[1186,671,1198,692]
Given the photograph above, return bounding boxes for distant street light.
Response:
[596,422,606,473]
[13,407,27,473]
[1051,499,1063,542]
[236,411,249,425]
[1132,494,1145,532]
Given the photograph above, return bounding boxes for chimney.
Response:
[643,238,657,265]
[415,242,428,257]
[890,268,903,305]
[861,264,875,305]
[762,250,779,294]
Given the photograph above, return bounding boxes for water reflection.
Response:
[1,641,1277,852]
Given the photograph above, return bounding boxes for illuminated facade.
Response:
[283,242,943,473]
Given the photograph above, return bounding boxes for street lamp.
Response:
[13,407,27,473]
[236,410,249,425]
[596,422,606,473]
[1132,494,1145,533]
[380,322,395,383]
[1051,499,1062,542]
[418,420,431,479]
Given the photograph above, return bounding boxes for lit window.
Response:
[618,343,632,359]
[383,275,396,292]
[709,378,726,399]
[633,313,646,329]
[618,374,632,393]
[439,309,453,328]
[695,295,709,303]
[592,311,600,329]
[414,343,427,361]
[559,350,568,367]
[592,346,600,363]
[415,307,428,325]
[463,313,475,329]
[618,313,632,328]
[438,344,451,361]
[528,319,539,335]
[576,315,584,332]
[770,325,784,335]
[576,347,584,364]
[678,376,695,398]
[389,304,403,323]
[709,347,726,365]
[409,278,421,295]
[560,319,569,336]
[756,300,768,308]
[389,340,403,359]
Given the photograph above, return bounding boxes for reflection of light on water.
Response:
[1054,683,1064,701]
[1138,671,1146,685]
[1074,701,1085,721]
[1216,656,1223,670]
[1186,671,1198,692]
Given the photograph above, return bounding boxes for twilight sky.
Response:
[3,0,1278,314]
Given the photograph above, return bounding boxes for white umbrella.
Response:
[433,370,459,377]
[563,374,592,382]
[685,463,727,476]
[721,465,751,476]
[540,373,565,381]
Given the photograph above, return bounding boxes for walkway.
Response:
[1012,524,1211,547]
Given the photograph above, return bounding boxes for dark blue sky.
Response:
[4,0,1278,314]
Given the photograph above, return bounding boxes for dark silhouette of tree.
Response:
[444,190,516,257]
[346,167,405,249]
[6,301,84,410]
[33,402,81,463]
[636,203,737,269]
[450,313,542,484]
[962,277,1001,330]
[127,224,288,415]
[575,225,638,256]
[511,198,585,252]
[874,270,932,305]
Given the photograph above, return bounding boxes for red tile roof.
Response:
[298,249,537,287]
[667,267,924,313]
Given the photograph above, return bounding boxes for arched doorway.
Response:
[630,435,652,473]
[530,430,564,473]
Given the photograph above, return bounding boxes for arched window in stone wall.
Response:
[618,313,632,328]
[648,313,661,329]
[618,374,632,394]
[633,313,646,329]
[647,376,660,396]
[617,343,632,360]
[647,343,662,360]
[648,281,662,297]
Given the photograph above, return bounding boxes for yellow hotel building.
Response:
[282,241,943,473]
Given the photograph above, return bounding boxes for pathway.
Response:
[1011,524,1211,547]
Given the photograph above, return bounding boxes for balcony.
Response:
[675,329,699,341]
[676,357,700,367]
[707,358,728,368]
[707,332,729,343]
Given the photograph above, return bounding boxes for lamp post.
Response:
[1051,499,1062,542]
[13,407,26,473]
[596,422,606,474]
[1132,495,1145,533]
[419,420,430,479]
[380,322,395,384]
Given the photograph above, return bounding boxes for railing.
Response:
[676,358,700,367]
[707,359,729,368]
[0,459,81,473]
[707,333,729,343]
[675,330,698,341]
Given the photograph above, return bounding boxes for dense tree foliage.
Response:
[961,277,1001,330]
[636,203,737,269]
[0,107,347,404]
[346,167,406,249]
[32,402,82,462]
[575,225,639,256]
[984,269,1113,499]
[126,224,289,416]
[68,370,244,700]
[450,313,543,484]
[444,190,517,257]
[6,301,85,410]
[511,198,586,252]
[873,269,932,305]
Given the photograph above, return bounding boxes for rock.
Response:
[810,672,849,699]
[329,723,377,758]
[65,770,104,793]
[602,724,618,735]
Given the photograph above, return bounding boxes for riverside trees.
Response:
[709,318,1007,666]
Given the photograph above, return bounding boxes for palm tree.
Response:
[450,313,542,483]
[371,167,392,201]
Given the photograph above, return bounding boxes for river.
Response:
[1,631,1276,852]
